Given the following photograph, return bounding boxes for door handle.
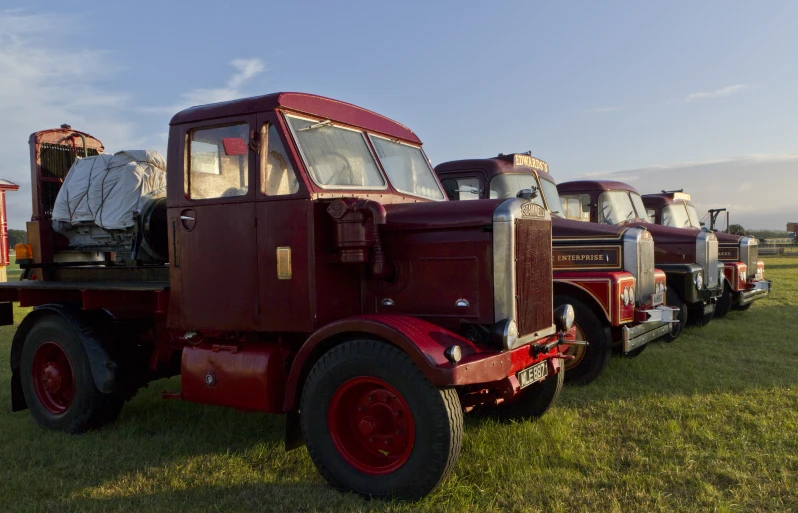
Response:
[180,216,195,221]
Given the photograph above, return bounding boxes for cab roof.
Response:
[170,92,421,144]
[434,154,556,183]
[557,180,641,195]
[642,192,695,210]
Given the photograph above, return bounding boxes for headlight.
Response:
[740,270,747,282]
[629,286,635,302]
[695,273,703,289]
[622,287,630,306]
[554,304,575,331]
[656,282,664,294]
[490,319,518,349]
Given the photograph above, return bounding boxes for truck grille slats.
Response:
[515,219,553,336]
[38,143,100,216]
[707,237,719,288]
[638,236,656,301]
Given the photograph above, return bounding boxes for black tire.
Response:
[621,344,647,358]
[491,364,563,420]
[734,302,753,312]
[714,283,733,318]
[300,339,463,500]
[688,301,715,327]
[20,315,123,433]
[661,292,687,342]
[555,296,612,386]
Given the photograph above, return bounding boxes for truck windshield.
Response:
[661,203,693,228]
[287,116,386,189]
[598,191,639,225]
[489,174,546,210]
[538,178,564,217]
[369,136,444,200]
[629,192,652,222]
[685,203,701,228]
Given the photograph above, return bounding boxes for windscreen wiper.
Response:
[298,119,332,131]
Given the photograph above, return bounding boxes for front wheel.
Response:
[300,339,463,500]
[491,364,563,420]
[714,283,733,318]
[661,292,687,342]
[555,296,612,385]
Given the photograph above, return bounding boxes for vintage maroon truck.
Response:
[556,180,724,331]
[435,154,675,385]
[641,190,770,316]
[2,93,579,500]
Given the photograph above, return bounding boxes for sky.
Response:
[1,1,796,230]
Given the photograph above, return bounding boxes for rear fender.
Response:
[10,304,117,412]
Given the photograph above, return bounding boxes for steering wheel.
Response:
[318,152,355,186]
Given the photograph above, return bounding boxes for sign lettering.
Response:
[513,154,549,173]
[552,246,621,270]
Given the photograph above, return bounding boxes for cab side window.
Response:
[561,194,590,221]
[261,124,299,196]
[187,123,249,200]
[646,208,656,221]
[441,177,480,200]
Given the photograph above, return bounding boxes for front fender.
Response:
[283,314,562,411]
[10,304,117,412]
[657,263,703,304]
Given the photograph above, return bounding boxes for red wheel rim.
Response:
[327,376,415,475]
[31,341,75,414]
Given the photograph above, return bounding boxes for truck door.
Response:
[176,116,259,331]
[254,112,314,332]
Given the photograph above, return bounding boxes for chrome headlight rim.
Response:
[695,272,703,290]
[622,286,631,306]
[554,304,575,332]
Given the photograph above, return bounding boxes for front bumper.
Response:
[737,279,771,306]
[622,320,672,353]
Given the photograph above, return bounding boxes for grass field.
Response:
[1,259,796,512]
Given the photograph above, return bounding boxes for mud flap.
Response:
[284,408,304,451]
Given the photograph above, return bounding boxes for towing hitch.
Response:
[533,332,588,355]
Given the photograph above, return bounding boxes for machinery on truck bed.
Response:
[2,93,578,500]
[556,181,724,332]
[641,190,770,317]
[435,154,676,385]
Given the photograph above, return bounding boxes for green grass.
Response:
[1,259,796,512]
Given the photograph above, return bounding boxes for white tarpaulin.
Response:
[52,150,167,230]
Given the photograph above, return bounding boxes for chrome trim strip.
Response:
[511,325,557,350]
[622,322,671,352]
[696,231,720,289]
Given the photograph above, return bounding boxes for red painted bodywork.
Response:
[0,180,19,267]
[641,191,767,293]
[434,158,664,330]
[6,93,565,423]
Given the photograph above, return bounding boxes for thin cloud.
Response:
[140,58,266,114]
[683,84,750,102]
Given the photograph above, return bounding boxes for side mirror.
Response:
[222,137,247,156]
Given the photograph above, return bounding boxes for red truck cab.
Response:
[641,191,770,316]
[435,154,675,385]
[557,180,724,332]
[2,93,575,500]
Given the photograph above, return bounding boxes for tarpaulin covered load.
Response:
[52,150,167,231]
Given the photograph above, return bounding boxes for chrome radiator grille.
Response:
[515,219,553,337]
[637,236,656,302]
[707,236,719,288]
[747,244,759,269]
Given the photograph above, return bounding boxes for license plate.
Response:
[651,291,664,306]
[517,361,548,389]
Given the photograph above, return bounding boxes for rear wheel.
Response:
[661,292,687,342]
[20,315,123,433]
[300,339,463,500]
[555,296,612,385]
[714,283,733,318]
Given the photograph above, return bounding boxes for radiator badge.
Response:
[520,202,545,218]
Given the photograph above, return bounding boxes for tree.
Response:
[7,229,27,248]
[729,224,746,236]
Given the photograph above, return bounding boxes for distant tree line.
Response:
[7,229,26,248]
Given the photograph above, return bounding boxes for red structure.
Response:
[0,93,577,500]
[436,154,676,385]
[0,179,20,268]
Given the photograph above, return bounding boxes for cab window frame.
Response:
[183,117,256,204]
[258,119,304,199]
